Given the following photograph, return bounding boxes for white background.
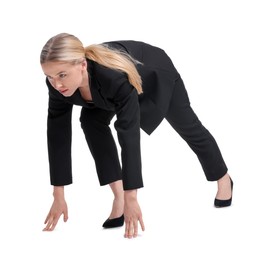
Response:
[1,0,272,259]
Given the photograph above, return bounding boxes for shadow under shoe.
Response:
[102,215,124,228]
[214,178,234,208]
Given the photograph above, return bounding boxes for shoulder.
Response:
[87,59,132,96]
[88,59,127,84]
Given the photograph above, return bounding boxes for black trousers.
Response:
[165,77,227,181]
[80,107,122,185]
[80,77,228,186]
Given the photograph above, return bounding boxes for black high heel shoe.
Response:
[102,214,124,228]
[214,178,233,208]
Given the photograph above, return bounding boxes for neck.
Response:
[79,69,92,101]
[80,69,89,89]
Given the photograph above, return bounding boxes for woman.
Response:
[40,33,233,239]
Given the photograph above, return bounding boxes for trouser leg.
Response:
[165,77,228,181]
[80,107,122,185]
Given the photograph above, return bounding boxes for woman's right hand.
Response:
[43,186,68,231]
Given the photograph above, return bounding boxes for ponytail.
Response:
[85,44,143,94]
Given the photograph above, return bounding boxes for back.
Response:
[105,40,178,75]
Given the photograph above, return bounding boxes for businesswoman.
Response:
[40,33,233,239]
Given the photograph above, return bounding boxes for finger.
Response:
[139,216,145,231]
[50,212,63,231]
[124,219,133,239]
[49,220,57,231]
[124,219,130,238]
[63,209,68,222]
[43,213,61,231]
[133,220,138,238]
[44,212,51,224]
[127,220,134,239]
[43,217,53,231]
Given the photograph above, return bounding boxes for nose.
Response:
[52,79,63,90]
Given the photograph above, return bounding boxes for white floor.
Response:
[1,0,273,259]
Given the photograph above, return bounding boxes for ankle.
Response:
[109,198,124,219]
[216,174,232,200]
[218,173,229,184]
[113,194,124,203]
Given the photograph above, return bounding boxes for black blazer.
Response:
[46,41,180,189]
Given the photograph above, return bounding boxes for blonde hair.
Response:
[40,33,143,94]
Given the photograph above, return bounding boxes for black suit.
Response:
[46,41,227,190]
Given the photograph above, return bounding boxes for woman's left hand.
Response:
[124,190,145,238]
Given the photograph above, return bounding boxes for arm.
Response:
[44,81,73,231]
[47,85,73,185]
[113,80,143,190]
[113,79,145,238]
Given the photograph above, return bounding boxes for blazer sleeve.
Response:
[47,84,73,186]
[112,78,144,190]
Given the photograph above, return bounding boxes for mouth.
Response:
[60,89,68,94]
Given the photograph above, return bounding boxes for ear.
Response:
[81,59,87,70]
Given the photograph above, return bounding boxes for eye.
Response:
[59,73,67,79]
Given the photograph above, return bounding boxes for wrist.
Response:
[53,186,65,199]
[124,189,137,201]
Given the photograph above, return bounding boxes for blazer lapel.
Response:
[89,77,110,110]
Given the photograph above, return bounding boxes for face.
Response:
[42,60,87,97]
